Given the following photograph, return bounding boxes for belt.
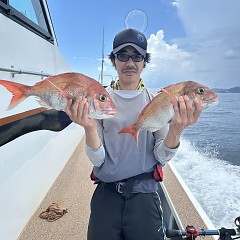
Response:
[103,171,154,198]
[104,182,127,194]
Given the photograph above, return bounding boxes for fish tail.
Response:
[118,124,139,144]
[0,80,28,110]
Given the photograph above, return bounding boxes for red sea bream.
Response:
[0,72,116,119]
[118,81,218,143]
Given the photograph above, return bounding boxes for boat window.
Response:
[9,0,49,32]
[0,0,54,43]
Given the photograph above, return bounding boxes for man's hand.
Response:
[170,95,202,135]
[64,97,97,130]
[65,97,101,149]
[164,95,202,149]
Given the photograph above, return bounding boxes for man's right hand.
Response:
[64,97,97,130]
[65,97,101,149]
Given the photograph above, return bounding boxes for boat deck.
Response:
[18,137,214,240]
[18,137,95,240]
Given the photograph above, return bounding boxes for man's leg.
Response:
[122,192,165,240]
[87,183,124,240]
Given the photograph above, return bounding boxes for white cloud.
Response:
[143,30,194,89]
[224,49,238,60]
[173,0,239,37]
[144,0,240,89]
[171,0,240,88]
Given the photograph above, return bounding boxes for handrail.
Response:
[0,66,52,77]
[98,74,113,82]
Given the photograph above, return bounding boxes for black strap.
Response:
[0,110,72,147]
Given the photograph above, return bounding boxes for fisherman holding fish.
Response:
[0,27,218,239]
[64,28,217,240]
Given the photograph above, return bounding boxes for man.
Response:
[65,28,202,240]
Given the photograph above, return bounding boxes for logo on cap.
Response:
[137,34,145,43]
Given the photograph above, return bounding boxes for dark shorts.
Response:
[87,182,165,240]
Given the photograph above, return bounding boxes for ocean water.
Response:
[171,93,240,228]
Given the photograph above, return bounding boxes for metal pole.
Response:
[100,27,105,84]
[0,66,51,77]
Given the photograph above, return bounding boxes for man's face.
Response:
[114,46,145,87]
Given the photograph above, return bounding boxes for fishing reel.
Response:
[235,216,240,230]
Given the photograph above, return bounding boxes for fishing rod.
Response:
[166,216,240,240]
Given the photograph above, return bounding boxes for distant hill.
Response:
[213,87,240,93]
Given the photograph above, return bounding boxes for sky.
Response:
[47,0,240,89]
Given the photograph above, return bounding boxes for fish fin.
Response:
[118,124,139,144]
[159,88,177,105]
[0,80,28,110]
[36,98,51,109]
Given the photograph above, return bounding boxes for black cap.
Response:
[113,28,147,55]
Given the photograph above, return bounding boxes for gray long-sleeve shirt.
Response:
[86,88,178,193]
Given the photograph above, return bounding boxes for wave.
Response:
[171,138,240,228]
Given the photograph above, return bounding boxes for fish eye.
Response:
[197,87,205,94]
[99,94,107,102]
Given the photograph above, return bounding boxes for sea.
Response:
[170,93,240,229]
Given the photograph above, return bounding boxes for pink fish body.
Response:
[118,81,218,143]
[0,72,117,119]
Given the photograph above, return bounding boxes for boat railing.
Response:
[0,66,52,78]
[98,74,114,82]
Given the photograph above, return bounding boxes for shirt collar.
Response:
[111,79,146,90]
